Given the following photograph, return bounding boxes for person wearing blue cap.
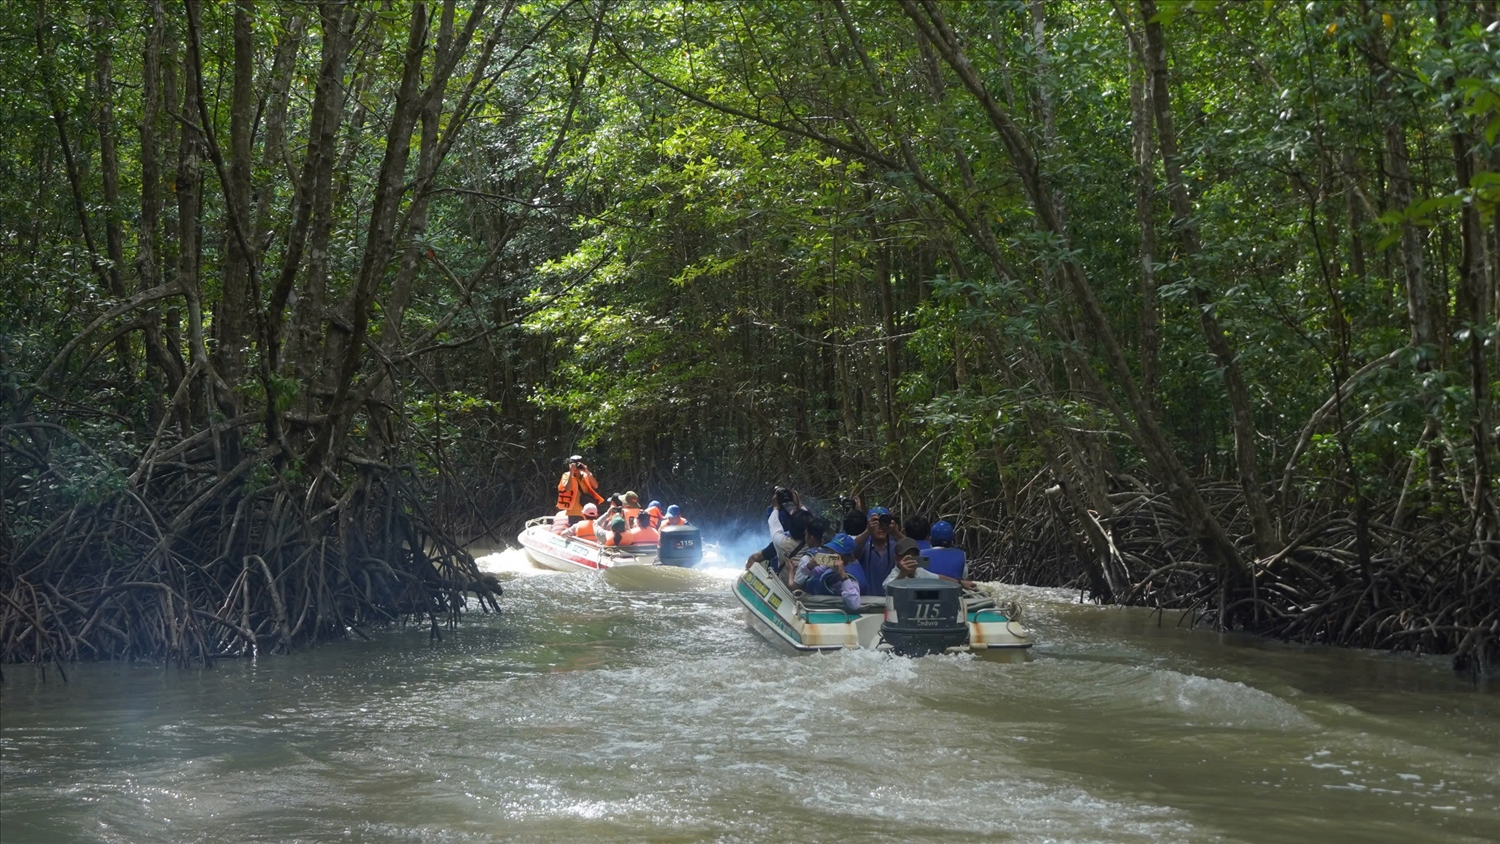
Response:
[663,504,687,526]
[793,532,861,610]
[922,520,966,580]
[853,506,902,594]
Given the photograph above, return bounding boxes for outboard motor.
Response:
[657,524,703,568]
[881,579,968,656]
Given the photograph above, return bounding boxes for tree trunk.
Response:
[1126,26,1159,407]
[92,10,132,380]
[902,0,1253,591]
[212,0,257,428]
[1140,0,1278,558]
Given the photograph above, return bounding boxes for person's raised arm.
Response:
[768,503,788,543]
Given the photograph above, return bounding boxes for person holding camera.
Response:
[556,455,604,524]
[853,506,903,594]
[792,532,861,611]
[883,536,977,590]
[768,487,811,574]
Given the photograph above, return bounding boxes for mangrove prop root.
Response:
[1,426,501,669]
[967,478,1498,673]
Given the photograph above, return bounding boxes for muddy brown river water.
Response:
[2,548,1496,842]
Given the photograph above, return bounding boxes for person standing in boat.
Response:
[853,506,903,594]
[557,456,604,525]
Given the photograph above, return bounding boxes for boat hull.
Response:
[733,562,1033,655]
[517,519,660,573]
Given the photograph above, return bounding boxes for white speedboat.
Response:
[517,517,704,572]
[733,561,1032,656]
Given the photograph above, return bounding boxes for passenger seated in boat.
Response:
[840,507,867,539]
[794,533,861,610]
[853,507,903,595]
[621,491,643,524]
[783,517,829,587]
[663,504,688,526]
[627,511,660,545]
[745,538,779,572]
[562,503,599,541]
[884,536,976,590]
[923,520,967,580]
[903,514,932,551]
[602,516,631,547]
[645,500,664,529]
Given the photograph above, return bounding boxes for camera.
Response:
[774,486,795,507]
[837,495,857,513]
[609,494,623,507]
[878,513,894,526]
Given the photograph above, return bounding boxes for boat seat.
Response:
[798,595,886,614]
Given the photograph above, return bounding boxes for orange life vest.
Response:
[645,505,663,529]
[556,471,602,515]
[627,526,660,545]
[569,520,597,541]
[604,528,633,547]
[664,515,687,526]
[622,506,641,524]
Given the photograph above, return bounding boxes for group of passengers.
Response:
[747,487,974,611]
[550,455,687,548]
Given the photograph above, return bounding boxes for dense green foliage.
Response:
[3,0,1498,668]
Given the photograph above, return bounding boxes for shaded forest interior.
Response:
[3,0,1498,672]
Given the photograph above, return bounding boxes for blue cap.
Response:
[666,504,681,516]
[930,520,955,545]
[649,500,661,509]
[867,506,890,518]
[825,533,856,556]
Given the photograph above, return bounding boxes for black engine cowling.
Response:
[657,524,703,567]
[881,578,968,656]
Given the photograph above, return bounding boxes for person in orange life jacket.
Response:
[556,455,604,524]
[550,510,569,532]
[627,511,660,545]
[663,504,688,526]
[621,491,643,524]
[885,535,976,589]
[853,506,903,595]
[562,502,599,541]
[602,516,631,547]
[645,500,664,529]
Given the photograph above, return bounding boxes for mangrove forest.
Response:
[3,0,1500,673]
